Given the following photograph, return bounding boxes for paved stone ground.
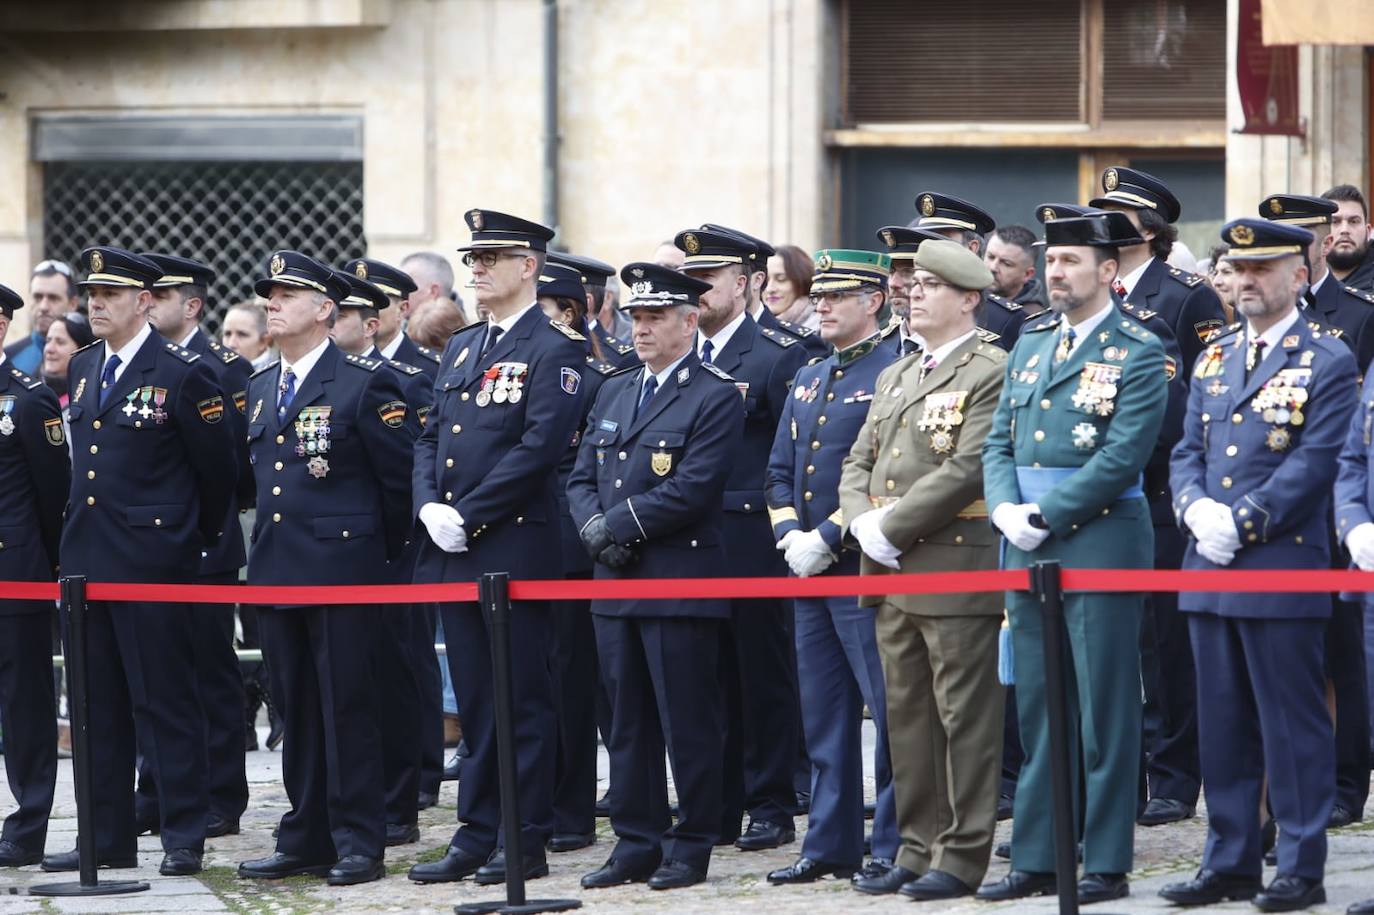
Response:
[0,725,1371,913]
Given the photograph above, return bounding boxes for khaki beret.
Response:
[913,238,993,291]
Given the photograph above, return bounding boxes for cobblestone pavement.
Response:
[0,725,1371,913]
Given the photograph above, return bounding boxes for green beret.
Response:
[913,239,993,292]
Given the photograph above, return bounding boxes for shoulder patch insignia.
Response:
[164,341,200,363]
[550,320,586,341]
[759,326,797,348]
[197,395,225,424]
[43,416,64,446]
[389,360,422,376]
[377,400,408,428]
[701,362,735,381]
[975,327,1002,344]
[343,353,382,371]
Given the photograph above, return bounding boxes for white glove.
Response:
[849,507,902,569]
[776,529,802,552]
[1347,522,1374,572]
[1184,497,1241,561]
[419,502,467,553]
[784,528,838,577]
[1195,537,1236,566]
[991,502,1050,553]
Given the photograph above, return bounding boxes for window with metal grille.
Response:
[43,160,365,334]
[1102,0,1226,120]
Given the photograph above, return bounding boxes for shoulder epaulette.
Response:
[988,293,1022,312]
[250,360,280,380]
[73,339,100,357]
[452,322,485,339]
[609,362,642,377]
[1309,319,1345,340]
[1024,314,1060,334]
[612,339,635,355]
[1167,267,1206,288]
[414,345,442,364]
[342,352,383,372]
[1345,285,1374,305]
[777,319,816,338]
[1119,301,1158,322]
[389,359,422,376]
[1207,323,1243,345]
[701,362,736,382]
[972,341,1009,362]
[549,320,586,342]
[585,356,618,376]
[206,339,241,364]
[1116,316,1158,342]
[164,341,200,364]
[758,326,796,348]
[8,366,40,390]
[975,327,1002,344]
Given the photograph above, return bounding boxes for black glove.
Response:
[580,514,614,560]
[598,543,638,569]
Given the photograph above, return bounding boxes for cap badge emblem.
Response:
[919,195,935,217]
[817,253,833,271]
[1041,207,1057,222]
[89,250,104,273]
[469,209,484,230]
[354,262,368,278]
[1269,198,1284,215]
[1230,225,1255,246]
[880,229,894,246]
[683,233,701,255]
[631,267,645,279]
[270,254,285,275]
[1104,168,1119,191]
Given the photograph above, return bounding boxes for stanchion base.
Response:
[454,899,581,915]
[29,879,150,897]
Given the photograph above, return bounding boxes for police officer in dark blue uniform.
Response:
[763,249,900,886]
[1263,194,1374,831]
[46,246,237,878]
[344,256,446,809]
[676,225,808,849]
[1163,219,1357,911]
[550,253,639,369]
[538,260,618,853]
[913,192,1027,351]
[408,209,587,886]
[0,284,67,868]
[235,252,418,887]
[568,262,744,890]
[135,252,252,840]
[876,225,944,357]
[1089,166,1227,372]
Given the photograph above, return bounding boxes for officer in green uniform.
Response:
[978,212,1167,905]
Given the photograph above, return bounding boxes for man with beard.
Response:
[985,226,1046,314]
[1323,185,1374,291]
[876,225,943,356]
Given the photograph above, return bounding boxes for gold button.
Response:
[89,445,98,454]
[835,370,843,379]
[461,392,470,401]
[1033,461,1041,468]
[135,421,142,428]
[1248,533,1257,542]
[92,420,101,430]
[806,464,815,474]
[614,480,622,488]
[690,539,698,547]
[900,418,907,428]
[1102,508,1110,516]
[1040,399,1051,409]
[1221,476,1233,488]
[659,440,667,447]
[154,518,162,527]
[1296,535,1303,544]
[272,512,281,522]
[1244,520,1253,529]
[818,416,827,425]
[274,461,283,471]
[1072,524,1079,531]
[826,393,834,401]
[1034,430,1045,441]
[276,434,285,444]
[811,441,820,451]
[445,491,453,501]
[886,480,895,491]
[342,531,349,538]
[1181,495,1189,504]
[955,535,964,544]
[1232,413,1243,424]
[1226,445,1238,456]
[87,470,95,480]
[446,458,454,468]
[1201,413,1210,422]
[744,502,752,511]
[516,516,524,524]
[804,491,813,501]
[86,496,95,505]
[618,451,627,460]
[1237,507,1247,516]
[891,448,901,458]
[454,425,462,434]
[272,486,281,496]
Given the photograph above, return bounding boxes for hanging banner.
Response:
[1236,0,1302,136]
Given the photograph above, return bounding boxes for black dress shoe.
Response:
[237,852,332,879]
[647,858,706,890]
[548,832,595,853]
[734,819,795,851]
[135,810,160,837]
[408,845,487,883]
[852,863,918,895]
[1348,896,1374,914]
[854,856,894,880]
[327,854,385,886]
[795,790,811,814]
[386,823,420,846]
[863,801,875,820]
[40,849,138,872]
[581,856,657,888]
[265,717,284,752]
[766,856,855,885]
[594,792,611,817]
[1159,869,1262,905]
[1254,875,1325,912]
[207,814,240,838]
[994,841,1010,859]
[416,790,438,810]
[1138,797,1196,826]
[160,848,203,877]
[1262,817,1277,854]
[976,870,1057,900]
[473,849,549,886]
[997,794,1014,821]
[0,840,42,867]
[1078,872,1129,904]
[442,753,462,782]
[900,869,974,901]
[1329,804,1359,829]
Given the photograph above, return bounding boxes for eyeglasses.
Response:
[809,291,872,308]
[911,278,955,294]
[461,251,529,269]
[33,259,73,276]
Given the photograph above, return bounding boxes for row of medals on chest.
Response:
[294,406,332,479]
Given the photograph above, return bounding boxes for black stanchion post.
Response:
[454,573,579,915]
[30,576,148,898]
[1031,560,1079,915]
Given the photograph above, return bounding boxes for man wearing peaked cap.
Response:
[1164,217,1357,911]
[1089,165,1226,372]
[763,247,900,889]
[980,214,1168,904]
[1263,193,1374,835]
[136,252,252,842]
[0,282,68,868]
[549,252,638,370]
[568,261,744,890]
[237,250,418,886]
[700,223,826,358]
[877,225,944,356]
[345,258,440,382]
[677,223,809,854]
[913,192,1027,351]
[410,208,586,886]
[48,246,238,877]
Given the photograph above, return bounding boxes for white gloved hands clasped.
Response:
[991,502,1050,553]
[783,528,838,577]
[1183,497,1240,566]
[419,502,468,553]
[849,506,902,569]
[1347,522,1374,572]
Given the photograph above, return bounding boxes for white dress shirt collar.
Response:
[101,322,154,384]
[280,336,332,389]
[1119,256,1155,298]
[698,309,749,360]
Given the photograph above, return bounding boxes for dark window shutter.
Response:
[1102,0,1226,119]
[844,0,1083,124]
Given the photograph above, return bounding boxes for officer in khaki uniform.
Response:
[838,240,1006,901]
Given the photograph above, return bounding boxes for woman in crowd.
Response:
[41,311,95,409]
[764,244,817,329]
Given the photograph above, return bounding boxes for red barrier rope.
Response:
[0,567,1372,604]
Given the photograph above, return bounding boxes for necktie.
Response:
[700,339,715,364]
[918,354,938,382]
[98,354,121,408]
[1054,326,1077,364]
[1246,338,1267,375]
[635,375,659,419]
[901,337,920,357]
[277,367,296,422]
[1112,279,1128,299]
[480,324,504,359]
